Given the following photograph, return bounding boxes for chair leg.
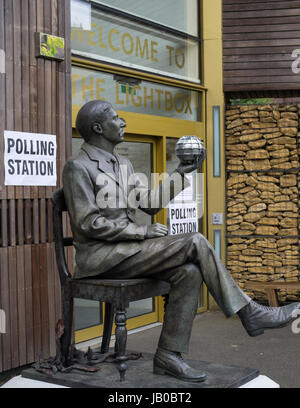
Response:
[266,288,279,307]
[60,290,73,366]
[101,303,114,354]
[114,308,128,381]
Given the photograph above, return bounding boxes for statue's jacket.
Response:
[62,142,190,278]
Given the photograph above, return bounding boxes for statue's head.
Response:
[76,100,126,149]
[76,100,114,142]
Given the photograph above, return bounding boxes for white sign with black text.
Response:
[4,131,57,186]
[168,202,198,235]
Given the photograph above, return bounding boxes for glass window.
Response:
[71,2,200,82]
[74,299,102,331]
[127,298,154,319]
[72,66,201,121]
[93,0,199,36]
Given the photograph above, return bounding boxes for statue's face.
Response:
[100,107,126,146]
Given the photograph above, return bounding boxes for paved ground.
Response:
[126,311,300,388]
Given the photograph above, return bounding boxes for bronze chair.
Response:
[51,188,171,381]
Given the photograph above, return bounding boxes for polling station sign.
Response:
[4,131,57,186]
[168,202,198,235]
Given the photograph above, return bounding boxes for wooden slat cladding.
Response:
[0,0,71,372]
[223,0,300,92]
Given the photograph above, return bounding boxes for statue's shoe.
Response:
[153,348,206,383]
[237,300,300,337]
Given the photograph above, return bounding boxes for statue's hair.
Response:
[75,100,112,142]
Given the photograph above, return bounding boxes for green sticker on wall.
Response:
[37,33,65,61]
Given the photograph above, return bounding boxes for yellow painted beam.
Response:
[202,0,225,311]
[72,105,204,138]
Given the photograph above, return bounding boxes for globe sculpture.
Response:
[175,135,206,165]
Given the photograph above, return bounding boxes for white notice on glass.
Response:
[168,202,198,235]
[4,131,57,186]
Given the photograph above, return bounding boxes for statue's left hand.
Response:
[175,150,206,175]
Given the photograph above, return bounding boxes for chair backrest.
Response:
[51,188,74,285]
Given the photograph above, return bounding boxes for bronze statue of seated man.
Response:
[62,100,300,383]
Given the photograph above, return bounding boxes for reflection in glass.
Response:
[72,66,201,121]
[74,299,102,331]
[214,229,222,259]
[93,0,199,36]
[71,6,200,82]
[127,298,154,319]
[213,106,221,177]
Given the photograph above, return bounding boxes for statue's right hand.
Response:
[145,223,168,238]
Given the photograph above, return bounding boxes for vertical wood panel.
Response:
[31,245,41,361]
[1,199,8,247]
[24,244,34,363]
[0,0,5,196]
[17,199,24,246]
[13,0,22,132]
[53,243,61,332]
[48,198,54,242]
[33,198,39,244]
[64,0,72,161]
[5,0,13,133]
[0,248,11,370]
[21,0,31,200]
[40,243,49,358]
[47,243,56,356]
[223,0,300,91]
[9,200,16,246]
[29,0,38,203]
[40,199,46,243]
[8,246,19,367]
[25,199,32,244]
[16,245,26,366]
[5,0,15,203]
[0,0,71,372]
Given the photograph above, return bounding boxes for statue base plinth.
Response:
[22,350,259,388]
